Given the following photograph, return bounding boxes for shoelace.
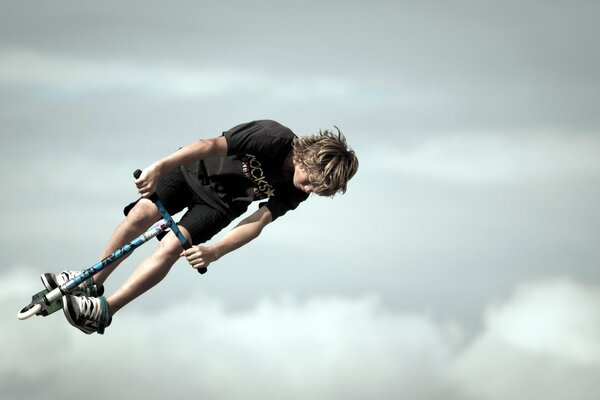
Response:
[75,296,101,320]
[59,271,81,285]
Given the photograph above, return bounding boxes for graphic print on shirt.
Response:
[242,154,276,199]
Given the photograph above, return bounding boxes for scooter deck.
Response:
[30,288,63,317]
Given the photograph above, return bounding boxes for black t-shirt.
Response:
[180,120,309,221]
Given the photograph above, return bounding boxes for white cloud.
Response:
[2,267,459,400]
[381,132,600,183]
[0,50,354,100]
[483,279,600,364]
[450,278,600,400]
[3,270,600,400]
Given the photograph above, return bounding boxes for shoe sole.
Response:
[41,273,102,297]
[40,273,57,291]
[62,296,94,335]
[62,295,77,327]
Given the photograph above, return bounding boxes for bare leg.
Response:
[106,227,191,316]
[93,199,161,286]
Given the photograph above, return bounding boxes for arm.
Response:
[181,206,273,270]
[135,136,228,197]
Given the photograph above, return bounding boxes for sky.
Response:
[1,1,600,399]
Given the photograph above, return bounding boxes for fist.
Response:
[181,245,218,270]
[134,163,162,198]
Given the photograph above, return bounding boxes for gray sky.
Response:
[2,1,600,399]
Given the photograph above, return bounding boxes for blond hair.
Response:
[292,127,359,197]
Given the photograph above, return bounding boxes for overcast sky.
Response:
[1,1,600,399]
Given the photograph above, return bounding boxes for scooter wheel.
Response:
[17,303,42,320]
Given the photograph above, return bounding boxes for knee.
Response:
[156,234,185,261]
[125,199,160,231]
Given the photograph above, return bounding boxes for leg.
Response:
[40,198,163,297]
[93,199,161,286]
[62,227,191,335]
[106,227,191,316]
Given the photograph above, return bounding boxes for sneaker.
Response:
[41,270,104,297]
[63,295,112,335]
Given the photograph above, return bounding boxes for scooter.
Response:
[17,170,205,320]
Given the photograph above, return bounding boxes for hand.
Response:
[181,245,218,270]
[135,163,162,198]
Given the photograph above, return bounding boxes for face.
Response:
[293,163,315,194]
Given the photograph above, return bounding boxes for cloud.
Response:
[482,279,600,364]
[3,271,600,400]
[0,50,354,100]
[378,132,600,183]
[2,267,460,400]
[450,278,600,400]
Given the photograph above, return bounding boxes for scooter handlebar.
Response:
[133,169,208,275]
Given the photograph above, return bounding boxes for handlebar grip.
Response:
[133,170,159,202]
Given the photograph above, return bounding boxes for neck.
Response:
[282,150,295,172]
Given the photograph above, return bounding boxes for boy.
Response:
[41,120,359,334]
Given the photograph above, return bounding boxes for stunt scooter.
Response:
[17,170,205,320]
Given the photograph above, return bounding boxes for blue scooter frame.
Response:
[17,170,205,320]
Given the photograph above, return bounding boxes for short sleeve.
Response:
[223,120,294,158]
[259,185,309,221]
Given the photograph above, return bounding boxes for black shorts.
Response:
[124,168,232,245]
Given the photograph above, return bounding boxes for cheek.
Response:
[298,172,310,185]
[293,167,306,183]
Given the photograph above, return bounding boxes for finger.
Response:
[180,249,191,257]
[186,247,202,256]
[183,248,198,258]
[187,254,202,264]
[192,261,205,269]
